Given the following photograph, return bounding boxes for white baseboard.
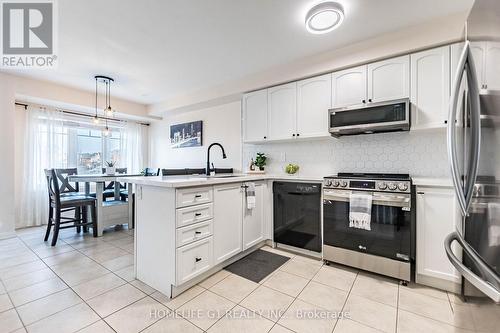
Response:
[0,232,16,240]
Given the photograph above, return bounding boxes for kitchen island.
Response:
[124,174,322,298]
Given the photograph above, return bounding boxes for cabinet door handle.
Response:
[362,100,366,103]
[194,194,202,198]
[194,212,202,216]
[195,257,202,262]
[417,192,425,195]
[195,231,202,234]
[296,133,300,137]
[368,99,372,103]
[292,134,295,137]
[263,136,267,139]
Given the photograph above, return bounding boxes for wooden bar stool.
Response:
[44,169,98,246]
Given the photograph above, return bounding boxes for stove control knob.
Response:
[398,183,408,191]
[332,180,340,187]
[324,179,332,187]
[388,182,397,191]
[378,182,387,190]
[340,181,348,188]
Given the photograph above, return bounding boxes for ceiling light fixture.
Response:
[93,77,100,124]
[305,1,344,34]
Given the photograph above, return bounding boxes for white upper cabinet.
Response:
[470,41,486,89]
[485,41,500,90]
[367,55,410,103]
[411,46,450,129]
[268,82,297,141]
[243,90,268,143]
[331,65,367,108]
[296,74,332,138]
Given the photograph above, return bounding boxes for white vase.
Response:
[105,166,116,175]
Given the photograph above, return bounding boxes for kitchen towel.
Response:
[349,192,373,231]
[246,182,256,209]
[488,202,500,246]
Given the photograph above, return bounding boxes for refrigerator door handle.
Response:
[463,51,481,213]
[445,231,500,303]
[448,41,469,216]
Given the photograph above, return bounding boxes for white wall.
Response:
[0,76,16,238]
[149,101,241,172]
[243,130,451,179]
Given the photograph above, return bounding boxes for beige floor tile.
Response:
[9,277,68,306]
[87,283,146,317]
[0,253,38,270]
[72,273,126,300]
[207,305,275,333]
[78,242,117,256]
[130,279,156,295]
[447,292,467,305]
[298,281,348,312]
[3,268,56,292]
[55,262,110,286]
[269,324,294,333]
[101,254,134,271]
[292,255,323,267]
[0,260,47,280]
[397,309,474,333]
[142,316,202,333]
[210,274,258,303]
[240,285,294,322]
[84,246,129,263]
[0,293,13,312]
[334,318,385,333]
[0,309,24,333]
[152,285,205,310]
[106,237,134,249]
[260,246,295,259]
[25,303,99,333]
[16,288,82,325]
[279,258,321,279]
[278,299,337,333]
[350,273,399,307]
[263,271,309,297]
[198,270,230,289]
[115,265,135,282]
[399,288,474,330]
[105,296,169,333]
[76,320,115,333]
[0,281,5,295]
[31,243,74,259]
[312,265,357,292]
[177,290,236,331]
[400,282,449,300]
[42,251,92,267]
[343,294,397,333]
[469,301,500,333]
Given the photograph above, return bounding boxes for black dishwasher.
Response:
[273,182,322,252]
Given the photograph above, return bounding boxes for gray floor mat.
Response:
[224,249,290,283]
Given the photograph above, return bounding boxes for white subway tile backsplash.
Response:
[243,130,451,178]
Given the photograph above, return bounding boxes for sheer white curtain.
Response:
[18,106,65,228]
[121,122,146,173]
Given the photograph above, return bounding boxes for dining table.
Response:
[68,173,141,236]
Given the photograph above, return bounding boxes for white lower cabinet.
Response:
[176,236,213,285]
[416,186,462,289]
[243,182,267,250]
[213,183,244,265]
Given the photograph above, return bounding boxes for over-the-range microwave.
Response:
[329,98,410,137]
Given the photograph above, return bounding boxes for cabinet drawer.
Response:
[176,187,213,208]
[176,220,213,247]
[176,236,213,285]
[176,203,213,228]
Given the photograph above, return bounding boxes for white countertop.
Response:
[122,174,323,188]
[412,177,454,187]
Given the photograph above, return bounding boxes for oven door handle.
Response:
[323,190,411,208]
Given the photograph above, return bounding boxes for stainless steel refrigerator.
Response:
[445,0,500,303]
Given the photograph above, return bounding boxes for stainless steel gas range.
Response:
[322,173,415,282]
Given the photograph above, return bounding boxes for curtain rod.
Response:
[15,102,150,126]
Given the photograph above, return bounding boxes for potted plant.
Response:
[255,153,267,171]
[105,161,116,175]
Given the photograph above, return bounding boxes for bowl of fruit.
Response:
[285,163,300,175]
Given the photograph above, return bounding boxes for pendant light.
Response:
[93,77,100,124]
[104,78,115,117]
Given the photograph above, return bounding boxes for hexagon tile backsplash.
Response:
[242,130,451,178]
